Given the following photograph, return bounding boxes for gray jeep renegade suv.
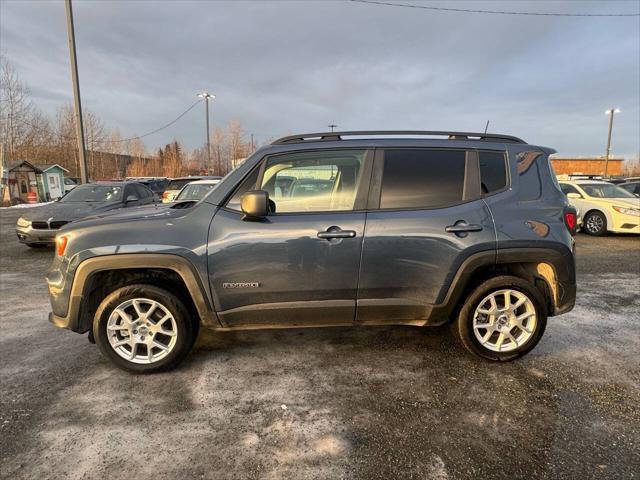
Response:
[46,131,577,372]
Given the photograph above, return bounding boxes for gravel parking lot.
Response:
[1,207,638,480]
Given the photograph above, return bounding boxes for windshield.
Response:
[61,184,123,203]
[167,179,199,190]
[580,183,636,199]
[175,183,217,201]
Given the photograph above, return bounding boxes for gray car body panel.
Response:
[46,136,576,333]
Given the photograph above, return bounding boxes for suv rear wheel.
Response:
[93,284,195,373]
[453,276,547,361]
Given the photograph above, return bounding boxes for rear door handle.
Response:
[445,222,483,233]
[317,226,356,239]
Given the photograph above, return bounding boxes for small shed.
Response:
[8,161,69,203]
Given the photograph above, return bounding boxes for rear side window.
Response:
[479,151,507,194]
[167,179,197,190]
[380,150,466,209]
[560,183,580,196]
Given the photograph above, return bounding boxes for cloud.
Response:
[1,0,638,157]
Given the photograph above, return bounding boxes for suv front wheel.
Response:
[453,276,547,361]
[93,284,195,373]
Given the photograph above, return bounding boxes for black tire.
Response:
[93,284,196,373]
[583,210,607,236]
[453,275,547,361]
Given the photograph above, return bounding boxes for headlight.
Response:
[16,217,31,227]
[612,205,640,216]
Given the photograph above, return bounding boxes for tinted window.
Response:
[380,150,466,209]
[620,182,640,195]
[167,179,198,190]
[135,185,152,199]
[479,151,507,194]
[517,154,542,201]
[560,183,580,196]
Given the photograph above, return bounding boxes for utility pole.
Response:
[250,133,255,153]
[328,124,338,132]
[64,0,89,184]
[484,120,490,134]
[604,108,620,178]
[197,92,214,173]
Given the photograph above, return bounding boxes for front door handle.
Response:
[445,222,483,233]
[317,226,356,239]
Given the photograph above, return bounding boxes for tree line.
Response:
[0,56,257,180]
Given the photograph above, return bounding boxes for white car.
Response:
[173,179,221,202]
[162,176,222,203]
[559,180,640,235]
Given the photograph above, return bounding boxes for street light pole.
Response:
[197,92,214,173]
[64,0,89,184]
[604,108,620,178]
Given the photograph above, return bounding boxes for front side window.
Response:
[479,151,507,194]
[380,149,466,209]
[259,150,366,213]
[580,183,636,199]
[620,183,640,195]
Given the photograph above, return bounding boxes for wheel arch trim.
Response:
[50,253,220,332]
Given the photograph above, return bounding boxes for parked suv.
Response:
[46,131,577,372]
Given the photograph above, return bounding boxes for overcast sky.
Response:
[1,0,639,158]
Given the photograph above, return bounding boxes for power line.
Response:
[3,99,204,149]
[349,0,640,17]
[95,99,203,144]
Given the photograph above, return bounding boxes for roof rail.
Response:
[271,130,526,145]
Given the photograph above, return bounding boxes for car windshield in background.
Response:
[167,179,197,190]
[175,183,217,201]
[61,185,123,202]
[581,183,636,199]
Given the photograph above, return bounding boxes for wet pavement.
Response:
[1,208,639,479]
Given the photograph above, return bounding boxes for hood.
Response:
[18,201,124,223]
[65,202,188,229]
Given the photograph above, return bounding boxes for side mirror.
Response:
[566,192,581,199]
[125,195,139,203]
[241,190,269,220]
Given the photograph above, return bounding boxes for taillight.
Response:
[564,208,577,236]
[56,235,69,256]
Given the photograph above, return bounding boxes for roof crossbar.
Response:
[272,130,526,145]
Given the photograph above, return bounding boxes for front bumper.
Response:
[16,225,58,245]
[610,219,640,234]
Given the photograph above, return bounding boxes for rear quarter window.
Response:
[479,151,508,194]
[516,152,543,201]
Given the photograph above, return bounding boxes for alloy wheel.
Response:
[472,289,537,352]
[585,214,604,234]
[106,298,178,364]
